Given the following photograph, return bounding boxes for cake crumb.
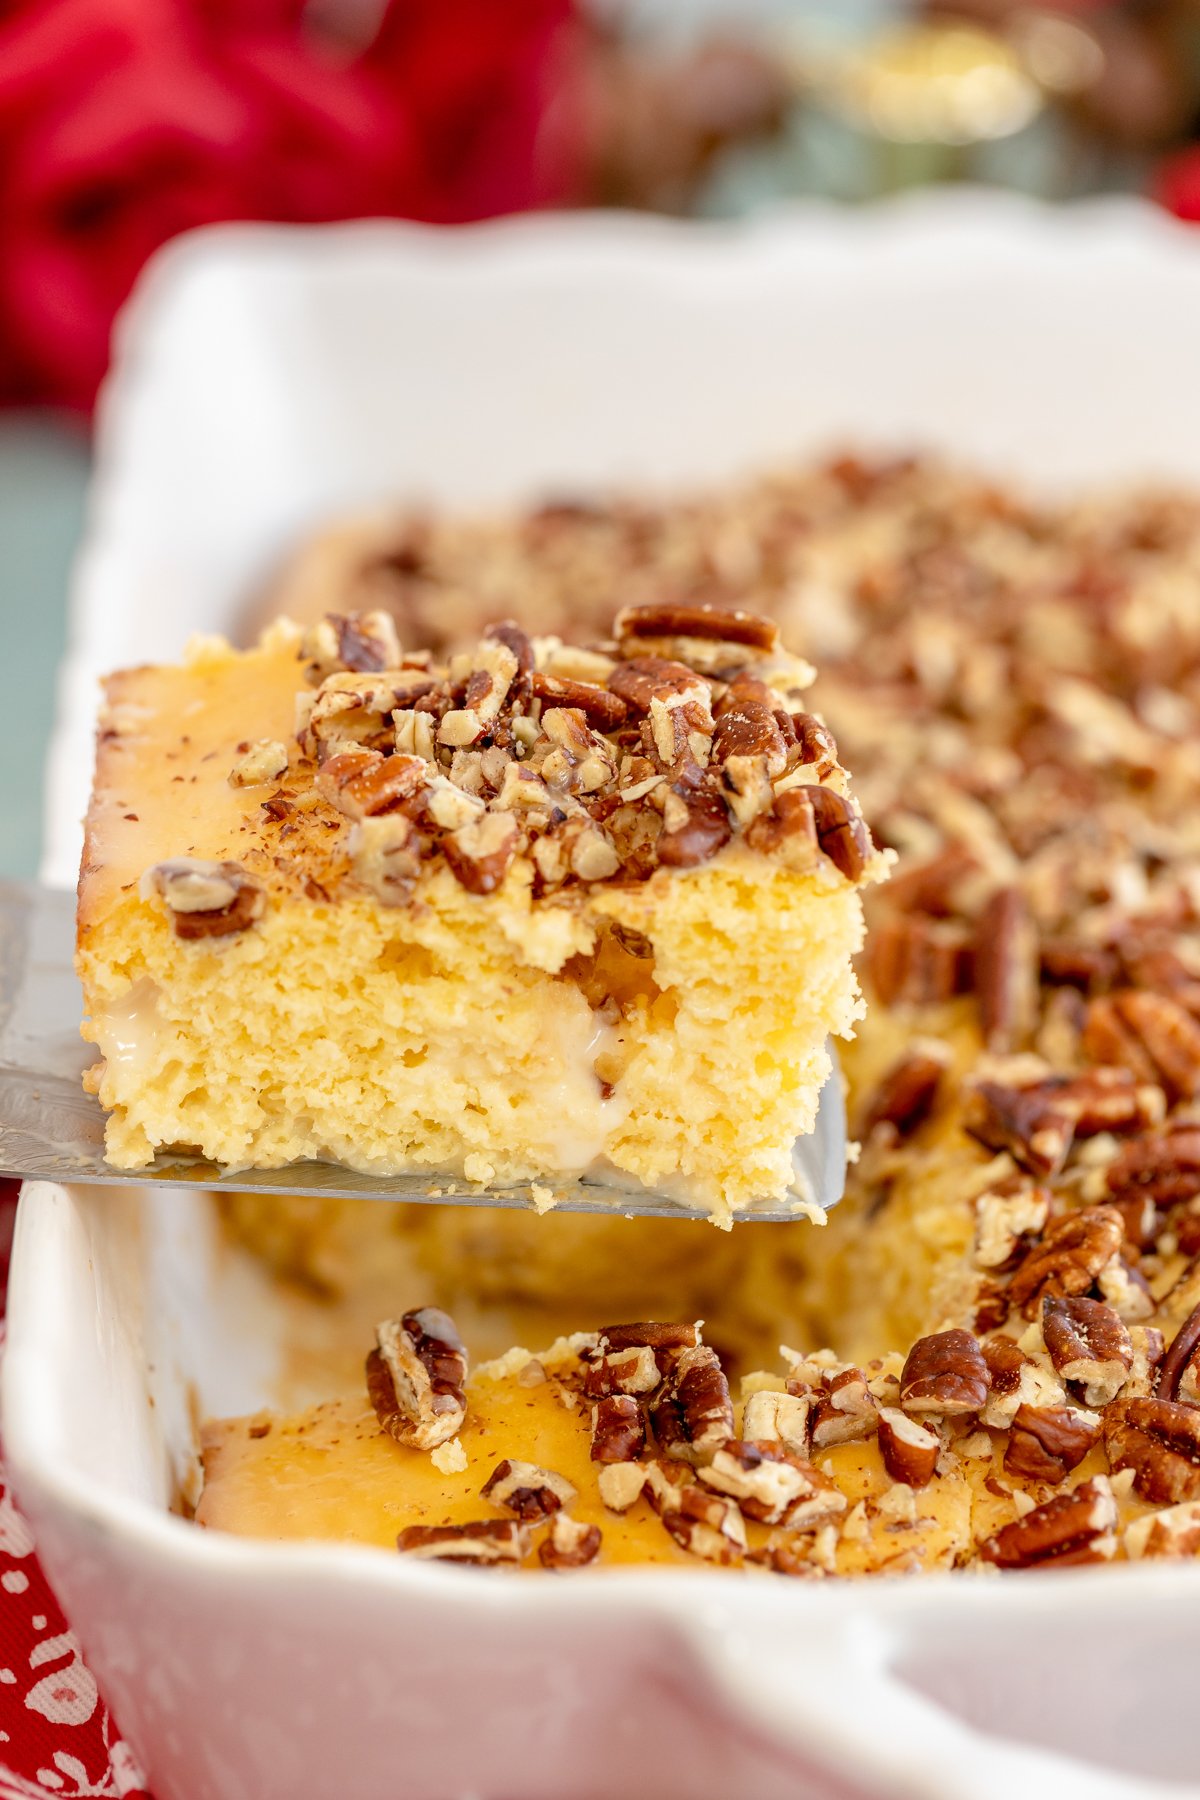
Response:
[530,1183,558,1215]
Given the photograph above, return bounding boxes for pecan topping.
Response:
[142,858,264,939]
[974,887,1037,1052]
[713,702,787,773]
[1042,1296,1132,1405]
[480,1459,577,1521]
[646,1468,748,1564]
[483,619,533,694]
[979,1477,1117,1569]
[318,749,430,821]
[697,1441,836,1526]
[1105,1128,1200,1208]
[809,1367,878,1448]
[806,786,873,882]
[538,1514,602,1570]
[229,738,289,787]
[651,1344,734,1464]
[656,770,732,868]
[973,1179,1049,1270]
[1006,1206,1124,1317]
[532,669,627,730]
[740,1389,813,1456]
[744,788,819,868]
[790,711,839,774]
[607,657,705,714]
[1125,1499,1200,1560]
[1109,991,1200,1101]
[876,1408,939,1488]
[1156,1303,1200,1404]
[599,1321,700,1354]
[861,1042,950,1137]
[1104,1397,1200,1502]
[900,1330,991,1417]
[396,1520,529,1564]
[441,810,519,894]
[614,601,779,656]
[583,1344,661,1398]
[302,610,402,680]
[590,1395,646,1464]
[967,1080,1074,1177]
[366,1307,467,1452]
[1004,1404,1100,1483]
[596,1462,648,1512]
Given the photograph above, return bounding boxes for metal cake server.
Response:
[0,879,845,1221]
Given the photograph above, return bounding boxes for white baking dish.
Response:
[12,194,1200,1799]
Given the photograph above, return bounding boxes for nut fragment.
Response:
[876,1407,939,1488]
[1006,1206,1125,1317]
[532,670,627,730]
[1157,1302,1200,1404]
[979,1477,1117,1568]
[974,886,1037,1053]
[1125,1499,1200,1560]
[229,738,289,787]
[1042,1296,1132,1406]
[651,1345,735,1464]
[538,1514,602,1569]
[697,1440,834,1525]
[597,1462,648,1512]
[480,1459,577,1521]
[1004,1404,1100,1483]
[141,858,264,939]
[900,1330,991,1417]
[590,1395,646,1464]
[1105,1397,1200,1502]
[968,1080,1075,1177]
[646,1468,748,1564]
[862,1042,950,1138]
[614,601,779,657]
[366,1307,467,1451]
[583,1344,661,1398]
[396,1520,529,1564]
[809,1368,878,1448]
[740,1389,813,1456]
[442,811,519,894]
[973,1180,1049,1270]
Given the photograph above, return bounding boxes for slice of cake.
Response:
[198,1306,1166,1576]
[78,603,885,1223]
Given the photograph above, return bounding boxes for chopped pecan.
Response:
[366,1307,467,1452]
[1097,1255,1154,1321]
[657,1484,748,1565]
[1125,1499,1200,1560]
[979,1334,1065,1429]
[614,601,779,656]
[396,1520,529,1564]
[607,657,707,714]
[651,1344,734,1464]
[596,1462,647,1512]
[876,1408,939,1488]
[538,1514,602,1570]
[483,619,534,695]
[441,811,519,894]
[1004,1404,1101,1483]
[590,1395,646,1464]
[142,858,264,939]
[1156,1302,1200,1403]
[901,1330,990,1417]
[1083,995,1162,1086]
[480,1459,576,1521]
[1105,1128,1200,1208]
[302,610,401,680]
[229,738,289,787]
[809,1368,878,1448]
[583,1344,662,1398]
[317,749,430,821]
[973,1179,1049,1270]
[974,886,1037,1052]
[744,788,818,869]
[698,1441,835,1525]
[655,770,731,868]
[862,1041,950,1137]
[1042,1296,1133,1405]
[532,669,627,730]
[740,1389,813,1456]
[1007,1206,1125,1317]
[1109,992,1200,1101]
[1104,1397,1200,1502]
[806,785,873,882]
[979,1477,1117,1569]
[789,711,839,774]
[1054,1068,1163,1137]
[867,912,973,1006]
[967,1080,1074,1177]
[713,702,788,774]
[1040,938,1118,993]
[599,1321,700,1355]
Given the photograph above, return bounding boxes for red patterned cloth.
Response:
[0,1188,151,1799]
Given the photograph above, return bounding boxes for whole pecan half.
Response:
[590,1395,646,1464]
[396,1520,529,1564]
[1104,1397,1200,1502]
[1105,1128,1200,1208]
[614,601,779,655]
[806,786,873,882]
[900,1329,990,1417]
[1108,992,1200,1102]
[979,1477,1117,1569]
[1156,1303,1200,1404]
[974,886,1037,1053]
[1042,1296,1133,1405]
[967,1080,1075,1178]
[1006,1206,1124,1317]
[1004,1404,1100,1483]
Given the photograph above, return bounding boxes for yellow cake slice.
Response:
[78,602,885,1223]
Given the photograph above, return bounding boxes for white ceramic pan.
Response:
[9,196,1200,1799]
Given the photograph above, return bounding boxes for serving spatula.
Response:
[0,879,845,1220]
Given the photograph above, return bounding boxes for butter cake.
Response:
[209,452,1200,1577]
[78,603,883,1222]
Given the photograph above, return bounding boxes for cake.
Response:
[77,602,884,1224]
[203,451,1200,1576]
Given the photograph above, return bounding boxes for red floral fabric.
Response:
[0,1187,152,1799]
[0,0,579,411]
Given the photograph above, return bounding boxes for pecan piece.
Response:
[590,1394,646,1464]
[483,619,533,695]
[396,1520,529,1565]
[979,1334,1065,1430]
[596,1462,648,1512]
[480,1459,577,1521]
[302,610,401,680]
[656,1483,747,1564]
[713,702,788,773]
[1042,1296,1133,1405]
[1055,1068,1163,1137]
[656,771,731,868]
[740,1389,813,1457]
[979,1477,1117,1568]
[317,749,430,821]
[538,1514,602,1570]
[532,669,626,730]
[967,1080,1074,1177]
[973,1179,1049,1270]
[806,786,873,882]
[809,1368,878,1448]
[877,1408,939,1488]
[1104,1397,1200,1502]
[1156,1302,1200,1404]
[1113,991,1200,1101]
[1004,1404,1101,1483]
[614,601,778,656]
[651,1344,734,1464]
[974,886,1037,1053]
[744,788,819,869]
[607,657,707,714]
[229,738,289,787]
[789,711,839,774]
[366,1307,467,1451]
[1007,1206,1124,1317]
[442,810,519,894]
[599,1321,700,1355]
[1125,1499,1200,1560]
[861,1041,950,1137]
[697,1441,836,1526]
[583,1344,661,1398]
[900,1329,990,1417]
[142,858,263,939]
[1105,1128,1200,1208]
